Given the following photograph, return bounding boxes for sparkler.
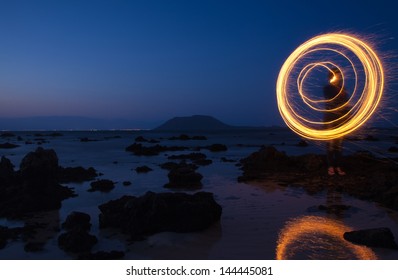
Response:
[276,33,384,140]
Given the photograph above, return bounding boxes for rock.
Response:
[123,181,132,186]
[0,156,15,182]
[0,148,82,218]
[238,146,398,211]
[58,166,97,183]
[0,226,9,249]
[78,250,125,260]
[88,179,115,192]
[206,144,227,152]
[194,159,213,166]
[58,230,98,253]
[164,164,203,189]
[169,134,191,140]
[0,132,16,138]
[0,142,20,149]
[0,226,22,250]
[296,140,309,147]
[126,143,188,156]
[168,153,207,161]
[192,135,207,140]
[364,135,379,141]
[160,161,180,170]
[135,165,153,173]
[19,147,59,191]
[135,136,148,142]
[62,212,91,231]
[98,191,222,240]
[80,137,98,142]
[388,146,398,153]
[221,157,236,163]
[344,228,398,249]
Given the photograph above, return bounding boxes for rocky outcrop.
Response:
[62,211,92,231]
[88,179,115,192]
[0,148,98,219]
[58,211,97,253]
[125,143,188,156]
[135,165,153,173]
[98,191,222,240]
[164,163,203,189]
[58,166,97,183]
[344,228,398,249]
[0,142,20,149]
[238,146,398,210]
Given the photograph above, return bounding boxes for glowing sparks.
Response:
[276,33,384,140]
[276,216,377,260]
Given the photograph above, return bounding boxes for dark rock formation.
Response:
[388,146,398,153]
[62,211,92,231]
[160,161,180,170]
[206,144,227,152]
[80,137,99,142]
[0,132,16,138]
[0,226,24,250]
[194,159,213,166]
[135,136,148,142]
[296,140,309,147]
[221,157,236,163]
[0,156,15,184]
[58,212,97,253]
[164,163,203,189]
[344,228,398,249]
[0,148,76,218]
[58,166,97,183]
[0,142,20,149]
[238,146,398,210]
[78,250,125,260]
[58,230,98,253]
[168,134,208,141]
[88,179,115,192]
[168,153,207,161]
[98,191,222,240]
[135,165,153,173]
[125,143,188,156]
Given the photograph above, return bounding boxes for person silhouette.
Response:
[323,68,350,176]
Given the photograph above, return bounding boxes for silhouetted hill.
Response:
[154,115,240,131]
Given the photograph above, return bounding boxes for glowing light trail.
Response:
[276,216,377,260]
[276,33,384,140]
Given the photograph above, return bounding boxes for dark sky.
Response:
[1,0,397,128]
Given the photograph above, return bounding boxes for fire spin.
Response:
[276,33,384,140]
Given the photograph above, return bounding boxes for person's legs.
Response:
[327,141,335,175]
[333,138,346,175]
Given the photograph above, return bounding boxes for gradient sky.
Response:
[1,0,398,128]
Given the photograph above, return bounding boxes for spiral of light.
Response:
[276,33,384,140]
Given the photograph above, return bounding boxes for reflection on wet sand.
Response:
[276,215,376,259]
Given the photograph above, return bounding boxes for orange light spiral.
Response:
[276,33,384,140]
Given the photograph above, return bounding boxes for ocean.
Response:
[1,128,398,259]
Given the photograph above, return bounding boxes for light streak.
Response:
[276,33,384,140]
[276,216,377,260]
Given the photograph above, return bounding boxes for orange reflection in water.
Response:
[276,216,377,260]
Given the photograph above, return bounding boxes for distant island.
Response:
[154,115,263,131]
[0,115,267,131]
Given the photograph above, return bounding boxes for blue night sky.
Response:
[1,0,398,128]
